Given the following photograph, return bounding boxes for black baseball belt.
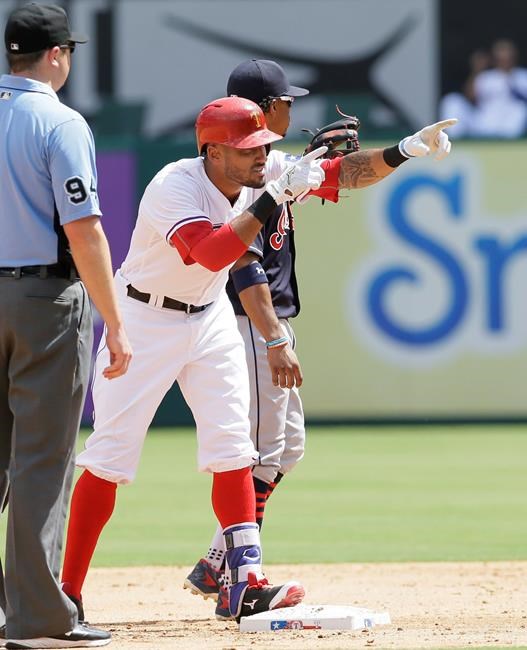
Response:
[0,264,79,280]
[126,284,212,314]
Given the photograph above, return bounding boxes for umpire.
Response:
[0,3,131,647]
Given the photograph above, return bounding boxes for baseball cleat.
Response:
[215,586,235,621]
[183,558,222,601]
[236,573,305,622]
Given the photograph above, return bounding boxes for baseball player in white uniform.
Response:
[60,96,328,623]
[60,92,456,625]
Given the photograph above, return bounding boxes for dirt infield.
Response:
[82,562,527,649]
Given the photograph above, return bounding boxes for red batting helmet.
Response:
[195,96,282,153]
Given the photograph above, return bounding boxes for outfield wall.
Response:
[84,140,527,425]
[293,140,527,420]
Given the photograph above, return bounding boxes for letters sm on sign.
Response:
[348,151,527,368]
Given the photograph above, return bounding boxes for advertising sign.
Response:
[293,141,527,418]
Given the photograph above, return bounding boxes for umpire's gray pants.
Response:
[0,276,93,638]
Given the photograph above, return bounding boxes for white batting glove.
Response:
[266,146,328,204]
[399,118,458,161]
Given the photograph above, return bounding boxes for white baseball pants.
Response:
[77,272,258,484]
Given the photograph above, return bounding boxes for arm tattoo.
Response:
[339,151,388,189]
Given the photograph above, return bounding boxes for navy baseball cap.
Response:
[5,3,88,54]
[227,59,309,104]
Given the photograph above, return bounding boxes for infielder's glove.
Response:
[303,105,361,158]
[300,106,361,204]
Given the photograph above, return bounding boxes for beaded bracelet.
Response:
[265,336,289,349]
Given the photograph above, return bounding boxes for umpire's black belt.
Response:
[126,284,212,313]
[0,264,78,280]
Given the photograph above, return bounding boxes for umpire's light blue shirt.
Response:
[0,74,101,266]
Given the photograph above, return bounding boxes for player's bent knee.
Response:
[252,465,278,485]
[279,453,305,476]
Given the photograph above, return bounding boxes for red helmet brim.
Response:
[231,129,283,149]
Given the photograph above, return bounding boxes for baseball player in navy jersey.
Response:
[227,61,306,512]
[0,4,131,648]
[184,60,458,620]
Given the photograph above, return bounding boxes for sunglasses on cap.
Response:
[59,43,76,54]
[275,96,294,106]
[259,95,295,112]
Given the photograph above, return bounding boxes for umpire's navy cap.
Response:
[227,59,309,105]
[5,3,88,54]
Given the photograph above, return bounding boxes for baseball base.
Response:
[239,604,391,632]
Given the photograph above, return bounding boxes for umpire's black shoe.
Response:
[236,576,305,622]
[5,623,111,648]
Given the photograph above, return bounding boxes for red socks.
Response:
[212,467,256,528]
[61,470,117,599]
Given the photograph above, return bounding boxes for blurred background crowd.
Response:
[440,40,527,139]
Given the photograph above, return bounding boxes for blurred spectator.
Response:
[439,50,490,138]
[440,40,527,139]
[471,39,527,138]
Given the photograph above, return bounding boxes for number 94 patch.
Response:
[64,176,89,205]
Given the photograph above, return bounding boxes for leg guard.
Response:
[223,522,263,618]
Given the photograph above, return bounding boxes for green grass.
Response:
[73,426,527,566]
[2,426,526,566]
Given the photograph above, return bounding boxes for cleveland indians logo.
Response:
[270,206,291,250]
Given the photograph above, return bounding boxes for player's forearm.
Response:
[338,149,396,189]
[230,192,280,245]
[238,283,283,341]
[64,217,123,329]
[230,212,266,246]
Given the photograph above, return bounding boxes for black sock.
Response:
[253,476,269,530]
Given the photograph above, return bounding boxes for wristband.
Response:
[231,262,268,294]
[383,144,409,168]
[247,191,278,225]
[265,336,289,350]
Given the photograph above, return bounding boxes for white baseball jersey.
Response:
[120,151,288,305]
[77,150,292,483]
